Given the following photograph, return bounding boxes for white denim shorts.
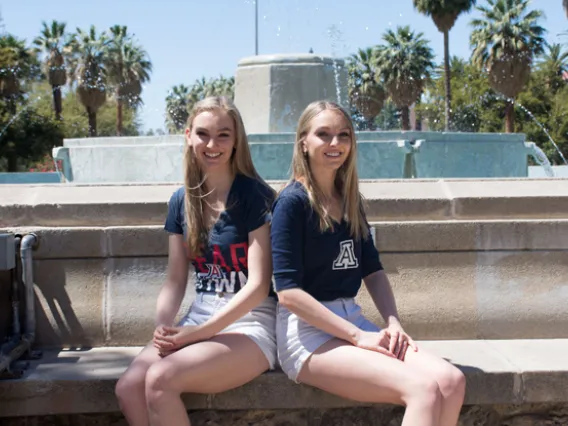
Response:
[276,297,380,382]
[178,292,277,369]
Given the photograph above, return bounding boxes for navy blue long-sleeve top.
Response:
[165,173,275,296]
[271,181,384,301]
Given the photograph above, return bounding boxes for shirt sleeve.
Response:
[271,193,305,291]
[245,181,275,233]
[361,225,384,278]
[164,189,184,235]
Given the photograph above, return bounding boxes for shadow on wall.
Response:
[33,260,90,349]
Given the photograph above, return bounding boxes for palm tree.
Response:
[538,43,568,92]
[413,0,477,131]
[470,0,546,133]
[564,0,567,18]
[33,20,70,120]
[348,47,386,130]
[0,35,38,113]
[165,84,190,133]
[375,26,435,130]
[210,75,235,99]
[68,26,109,137]
[106,25,152,136]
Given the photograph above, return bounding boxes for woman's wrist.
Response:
[386,315,401,326]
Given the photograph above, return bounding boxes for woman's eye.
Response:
[196,131,207,137]
[219,133,230,138]
[339,132,350,138]
[316,132,328,137]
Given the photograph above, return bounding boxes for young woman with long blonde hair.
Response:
[116,96,276,426]
[271,101,466,426]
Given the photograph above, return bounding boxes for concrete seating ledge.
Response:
[1,339,567,418]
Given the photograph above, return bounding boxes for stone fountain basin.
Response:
[52,131,537,183]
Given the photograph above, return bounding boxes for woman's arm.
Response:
[155,234,191,326]
[186,222,272,341]
[363,269,400,326]
[278,288,362,344]
[363,269,417,357]
[272,193,392,355]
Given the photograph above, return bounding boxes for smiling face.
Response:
[186,109,235,173]
[302,109,353,173]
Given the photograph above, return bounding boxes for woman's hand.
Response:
[354,330,396,358]
[152,324,203,355]
[386,322,418,360]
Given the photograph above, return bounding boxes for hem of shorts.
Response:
[287,334,335,384]
[218,330,277,371]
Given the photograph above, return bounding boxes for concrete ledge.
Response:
[1,179,567,227]
[1,339,567,417]
[2,220,568,260]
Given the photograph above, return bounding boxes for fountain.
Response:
[50,53,556,183]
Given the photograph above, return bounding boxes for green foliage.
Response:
[165,75,235,134]
[0,100,64,171]
[30,83,140,138]
[418,55,568,164]
[470,0,547,69]
[413,0,476,17]
[374,100,401,130]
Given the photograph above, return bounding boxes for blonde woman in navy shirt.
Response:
[271,101,466,426]
[116,96,276,426]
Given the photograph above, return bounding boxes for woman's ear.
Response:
[300,138,307,154]
[184,127,191,146]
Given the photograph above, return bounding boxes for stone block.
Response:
[373,220,568,252]
[106,258,194,345]
[446,179,568,220]
[2,341,568,418]
[105,226,168,258]
[473,251,568,339]
[234,54,348,134]
[358,251,568,340]
[33,259,105,348]
[487,340,568,403]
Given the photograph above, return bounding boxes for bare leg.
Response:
[115,343,162,426]
[145,333,270,426]
[298,339,442,426]
[403,348,466,426]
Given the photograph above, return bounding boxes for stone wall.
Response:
[0,178,567,347]
[3,404,568,425]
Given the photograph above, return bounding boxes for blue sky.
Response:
[3,0,567,132]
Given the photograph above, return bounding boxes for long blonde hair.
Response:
[291,100,368,240]
[183,96,270,257]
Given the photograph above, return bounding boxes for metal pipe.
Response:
[11,235,21,338]
[0,233,38,378]
[20,233,38,343]
[0,233,38,377]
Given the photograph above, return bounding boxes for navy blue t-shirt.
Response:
[271,181,383,301]
[164,173,275,295]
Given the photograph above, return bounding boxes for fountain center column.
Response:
[234,53,348,134]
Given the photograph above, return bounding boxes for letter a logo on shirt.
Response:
[332,240,359,270]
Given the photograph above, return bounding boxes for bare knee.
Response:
[115,370,145,408]
[403,375,443,410]
[436,364,466,400]
[145,362,179,408]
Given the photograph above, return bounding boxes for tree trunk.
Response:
[116,100,123,136]
[443,29,452,132]
[7,155,18,172]
[87,107,97,137]
[505,101,515,133]
[53,86,63,121]
[401,106,410,131]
